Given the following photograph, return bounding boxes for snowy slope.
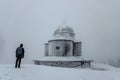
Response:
[0,63,120,80]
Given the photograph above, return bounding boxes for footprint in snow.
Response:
[5,74,8,76]
[8,78,12,80]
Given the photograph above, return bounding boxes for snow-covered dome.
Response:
[53,25,75,40]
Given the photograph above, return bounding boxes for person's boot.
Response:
[18,66,20,68]
[15,65,17,68]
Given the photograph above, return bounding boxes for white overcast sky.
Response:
[0,0,120,64]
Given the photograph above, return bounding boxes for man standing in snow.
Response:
[15,43,25,68]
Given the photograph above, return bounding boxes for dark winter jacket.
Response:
[16,47,24,58]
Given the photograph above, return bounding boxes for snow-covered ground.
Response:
[34,56,87,61]
[0,63,120,80]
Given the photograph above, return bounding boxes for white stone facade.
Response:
[48,40,73,56]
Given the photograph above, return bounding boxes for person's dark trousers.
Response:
[15,57,22,68]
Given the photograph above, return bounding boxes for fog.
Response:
[0,0,120,64]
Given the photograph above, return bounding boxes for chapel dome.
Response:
[54,27,74,35]
[53,25,75,40]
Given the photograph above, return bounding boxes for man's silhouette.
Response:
[15,43,24,68]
